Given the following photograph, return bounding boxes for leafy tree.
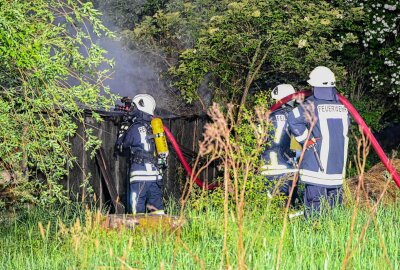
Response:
[132,1,363,112]
[128,0,399,126]
[0,0,115,208]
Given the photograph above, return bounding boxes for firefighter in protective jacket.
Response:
[288,66,350,216]
[261,84,299,203]
[115,94,165,214]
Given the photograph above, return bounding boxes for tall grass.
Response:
[0,202,399,270]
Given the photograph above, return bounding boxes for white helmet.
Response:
[132,94,156,115]
[307,66,335,87]
[271,84,296,100]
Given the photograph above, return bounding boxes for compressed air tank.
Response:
[151,117,169,156]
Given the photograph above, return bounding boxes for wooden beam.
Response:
[95,147,125,214]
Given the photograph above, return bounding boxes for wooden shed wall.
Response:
[62,114,215,212]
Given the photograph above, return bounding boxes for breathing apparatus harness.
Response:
[114,97,169,173]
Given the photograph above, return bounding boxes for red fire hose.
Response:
[337,93,400,188]
[269,91,312,112]
[163,125,219,190]
[270,90,400,188]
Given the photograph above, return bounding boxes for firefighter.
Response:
[261,84,299,204]
[115,94,165,215]
[288,66,350,217]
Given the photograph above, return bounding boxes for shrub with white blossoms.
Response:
[361,0,400,103]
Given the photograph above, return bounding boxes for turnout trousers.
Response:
[304,184,342,218]
[129,181,164,214]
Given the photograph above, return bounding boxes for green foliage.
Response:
[337,0,399,125]
[97,0,167,29]
[127,0,398,129]
[133,0,361,106]
[133,0,226,54]
[360,1,400,105]
[184,98,292,213]
[0,0,116,207]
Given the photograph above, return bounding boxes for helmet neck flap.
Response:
[313,87,337,101]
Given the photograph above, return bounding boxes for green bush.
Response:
[133,1,362,106]
[0,0,116,208]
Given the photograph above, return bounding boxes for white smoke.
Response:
[94,3,186,114]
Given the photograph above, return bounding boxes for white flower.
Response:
[251,10,261,18]
[385,60,395,67]
[384,4,397,11]
[298,39,308,48]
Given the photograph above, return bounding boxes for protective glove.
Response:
[305,137,320,149]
